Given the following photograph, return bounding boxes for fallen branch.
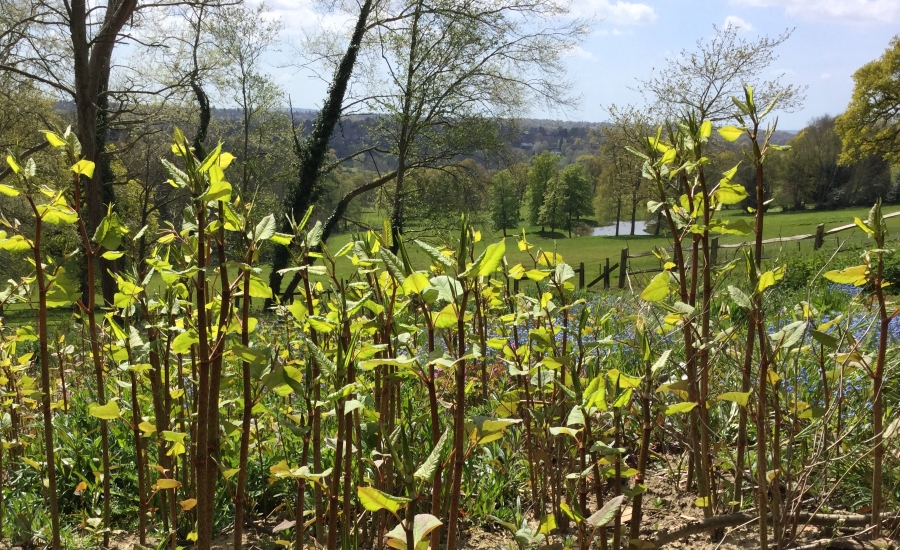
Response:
[645,511,900,547]
[791,538,896,550]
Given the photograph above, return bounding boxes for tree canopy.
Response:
[836,35,900,165]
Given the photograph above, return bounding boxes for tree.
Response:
[559,163,593,235]
[770,114,894,209]
[507,161,531,202]
[538,164,592,237]
[770,115,842,209]
[210,3,284,196]
[836,36,900,165]
[356,0,582,248]
[490,169,521,236]
[576,153,603,194]
[538,173,566,235]
[600,105,653,235]
[639,25,804,122]
[268,0,378,303]
[1,0,236,303]
[528,151,560,228]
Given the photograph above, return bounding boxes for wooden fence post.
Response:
[711,237,719,267]
[814,223,825,250]
[618,247,628,289]
[579,262,585,289]
[604,258,610,289]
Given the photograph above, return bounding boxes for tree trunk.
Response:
[615,196,621,236]
[630,193,637,235]
[69,0,136,305]
[268,0,375,303]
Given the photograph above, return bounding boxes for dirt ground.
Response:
[2,470,897,549]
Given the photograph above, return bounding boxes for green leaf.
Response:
[810,329,838,349]
[171,330,199,355]
[44,131,66,147]
[402,272,431,295]
[586,495,625,528]
[37,199,79,225]
[269,232,293,246]
[467,416,522,445]
[198,142,223,173]
[854,217,874,236]
[429,275,462,302]
[93,212,130,250]
[88,401,121,420]
[560,502,585,523]
[717,392,750,407]
[650,350,672,373]
[606,369,642,389]
[46,270,82,308]
[254,214,276,243]
[769,320,807,350]
[0,184,20,196]
[728,286,751,309]
[287,301,308,322]
[414,429,450,482]
[357,486,410,514]
[549,426,581,439]
[246,275,273,299]
[612,388,632,408]
[715,180,748,205]
[0,234,31,252]
[538,513,557,535]
[566,405,585,427]
[414,239,454,268]
[823,265,867,286]
[665,402,698,415]
[384,514,443,550]
[206,166,232,202]
[475,239,506,277]
[757,271,776,293]
[624,483,647,498]
[640,272,670,302]
[718,126,744,142]
[101,250,125,260]
[71,159,95,178]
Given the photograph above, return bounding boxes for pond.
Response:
[592,220,652,236]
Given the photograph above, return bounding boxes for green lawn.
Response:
[323,204,900,288]
[2,204,893,328]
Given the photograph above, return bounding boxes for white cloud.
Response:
[571,0,657,24]
[723,15,753,31]
[732,0,900,24]
[248,0,353,34]
[565,45,598,60]
[821,72,831,79]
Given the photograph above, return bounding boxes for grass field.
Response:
[325,204,900,287]
[3,204,894,327]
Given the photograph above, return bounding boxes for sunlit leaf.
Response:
[665,402,697,415]
[640,272,670,302]
[718,126,744,142]
[88,401,121,420]
[357,486,410,513]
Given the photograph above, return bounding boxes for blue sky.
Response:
[266,0,900,130]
